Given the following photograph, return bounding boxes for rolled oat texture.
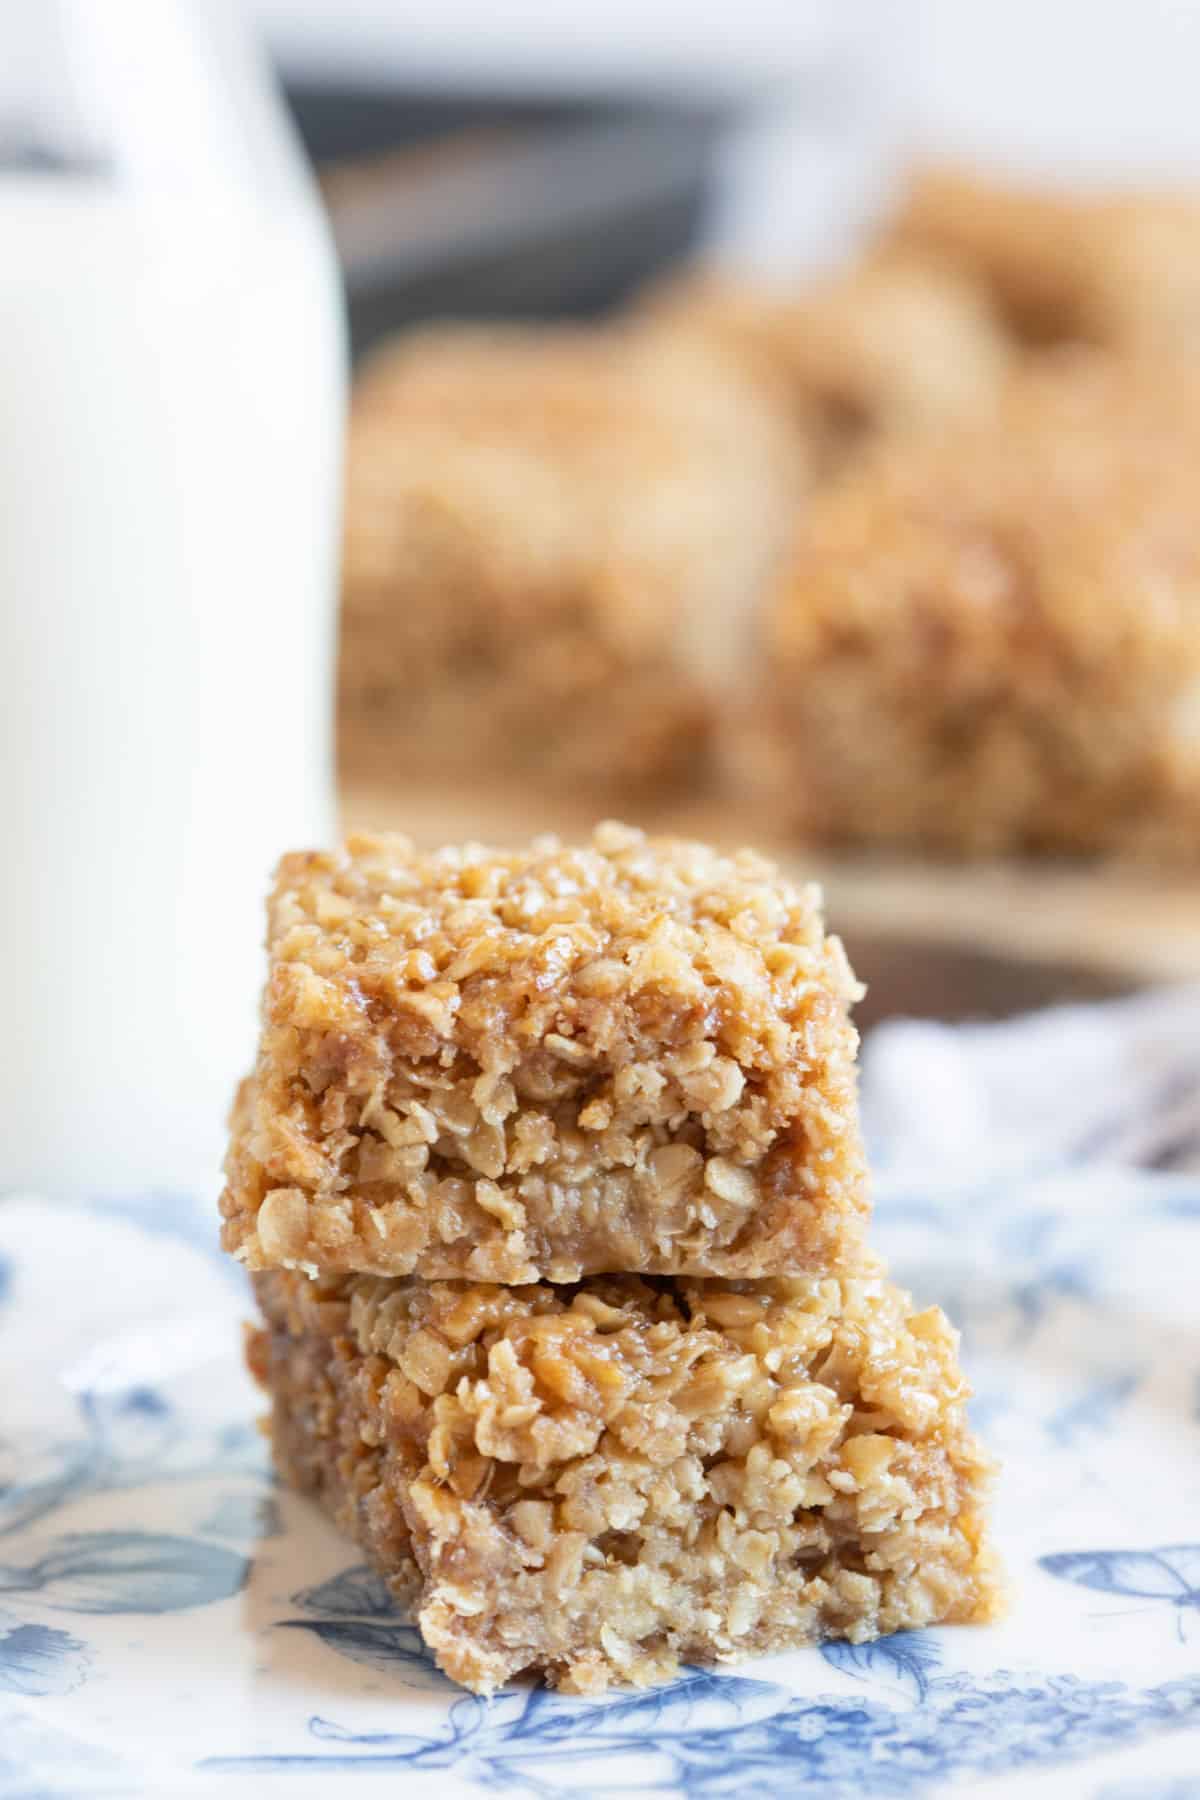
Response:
[251,1266,1000,1695]
[222,824,869,1283]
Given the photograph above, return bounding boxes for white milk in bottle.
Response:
[0,3,344,1196]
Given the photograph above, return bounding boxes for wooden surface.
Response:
[341,775,1200,992]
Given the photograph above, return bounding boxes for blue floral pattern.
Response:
[1,983,1199,1796]
[820,1629,943,1700]
[202,1667,1200,1796]
[276,1563,457,1692]
[1040,1547,1200,1642]
[0,1531,248,1616]
[0,1624,89,1698]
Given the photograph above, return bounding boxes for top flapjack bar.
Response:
[221,823,868,1283]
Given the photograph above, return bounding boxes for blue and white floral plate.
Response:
[3,990,1200,1798]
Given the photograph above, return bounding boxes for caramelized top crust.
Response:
[222,824,867,1281]
[263,821,858,1091]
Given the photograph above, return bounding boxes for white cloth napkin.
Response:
[861,981,1200,1185]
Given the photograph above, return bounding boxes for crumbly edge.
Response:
[251,1267,1001,1695]
[221,825,870,1280]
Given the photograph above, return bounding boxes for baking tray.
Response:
[282,81,728,354]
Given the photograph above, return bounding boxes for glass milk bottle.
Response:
[0,2,344,1197]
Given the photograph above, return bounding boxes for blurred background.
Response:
[5,0,1200,1199]
[259,0,1200,353]
[259,0,1200,977]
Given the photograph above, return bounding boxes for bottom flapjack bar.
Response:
[249,1267,1000,1695]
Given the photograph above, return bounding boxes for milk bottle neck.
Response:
[0,1,310,224]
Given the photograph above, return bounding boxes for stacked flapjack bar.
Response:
[225,823,999,1693]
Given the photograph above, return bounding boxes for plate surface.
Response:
[2,1032,1199,1796]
